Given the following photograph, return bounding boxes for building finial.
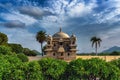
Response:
[60,27,62,32]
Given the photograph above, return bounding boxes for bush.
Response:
[23,48,37,56]
[110,58,120,69]
[17,53,28,62]
[25,61,43,80]
[0,46,12,55]
[8,43,23,54]
[63,59,86,80]
[64,58,120,80]
[38,58,67,80]
[0,55,24,80]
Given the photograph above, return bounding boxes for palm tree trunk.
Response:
[95,43,97,55]
[41,43,43,56]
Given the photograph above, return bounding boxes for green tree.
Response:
[85,58,120,80]
[23,48,37,56]
[17,53,28,62]
[110,58,120,69]
[25,61,43,80]
[84,58,108,79]
[0,32,8,45]
[36,31,46,56]
[0,55,11,80]
[90,36,102,55]
[0,46,12,55]
[1,55,24,80]
[64,59,86,80]
[38,58,67,80]
[110,51,120,55]
[8,43,23,54]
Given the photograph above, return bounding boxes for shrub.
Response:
[0,46,12,55]
[25,61,43,80]
[110,58,120,69]
[8,43,23,54]
[38,58,67,80]
[23,48,37,56]
[17,53,28,62]
[0,55,25,80]
[63,59,86,80]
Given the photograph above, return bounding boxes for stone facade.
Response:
[44,28,77,61]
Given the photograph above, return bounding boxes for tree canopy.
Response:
[0,32,8,45]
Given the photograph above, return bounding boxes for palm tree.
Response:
[90,36,102,55]
[36,31,46,56]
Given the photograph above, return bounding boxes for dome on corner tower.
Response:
[53,28,70,38]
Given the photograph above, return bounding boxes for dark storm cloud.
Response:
[18,6,54,19]
[0,20,25,28]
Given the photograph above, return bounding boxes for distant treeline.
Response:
[77,51,120,56]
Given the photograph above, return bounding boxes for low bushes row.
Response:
[0,55,120,80]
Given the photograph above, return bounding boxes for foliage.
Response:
[25,61,43,80]
[8,43,23,54]
[64,58,120,80]
[105,63,120,80]
[0,32,8,45]
[0,55,11,80]
[84,58,109,79]
[17,53,29,62]
[0,50,120,80]
[0,55,24,80]
[0,45,12,55]
[109,51,120,55]
[63,59,86,80]
[23,48,37,56]
[0,54,43,80]
[36,31,46,56]
[110,58,120,69]
[38,58,67,80]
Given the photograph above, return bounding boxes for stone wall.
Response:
[76,56,120,61]
[28,56,120,62]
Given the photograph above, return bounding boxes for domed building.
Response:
[44,28,77,61]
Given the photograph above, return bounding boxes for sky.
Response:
[0,0,120,53]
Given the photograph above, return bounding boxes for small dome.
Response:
[53,28,70,38]
[71,34,76,37]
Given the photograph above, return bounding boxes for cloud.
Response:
[1,11,37,25]
[0,20,25,28]
[18,6,54,19]
[66,0,97,17]
[1,0,120,53]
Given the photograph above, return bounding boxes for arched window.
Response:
[54,44,56,46]
[59,42,63,45]
[48,41,50,44]
[53,53,55,56]
[68,53,70,56]
[61,53,63,56]
[72,41,75,44]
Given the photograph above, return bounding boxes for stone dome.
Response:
[53,28,70,38]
